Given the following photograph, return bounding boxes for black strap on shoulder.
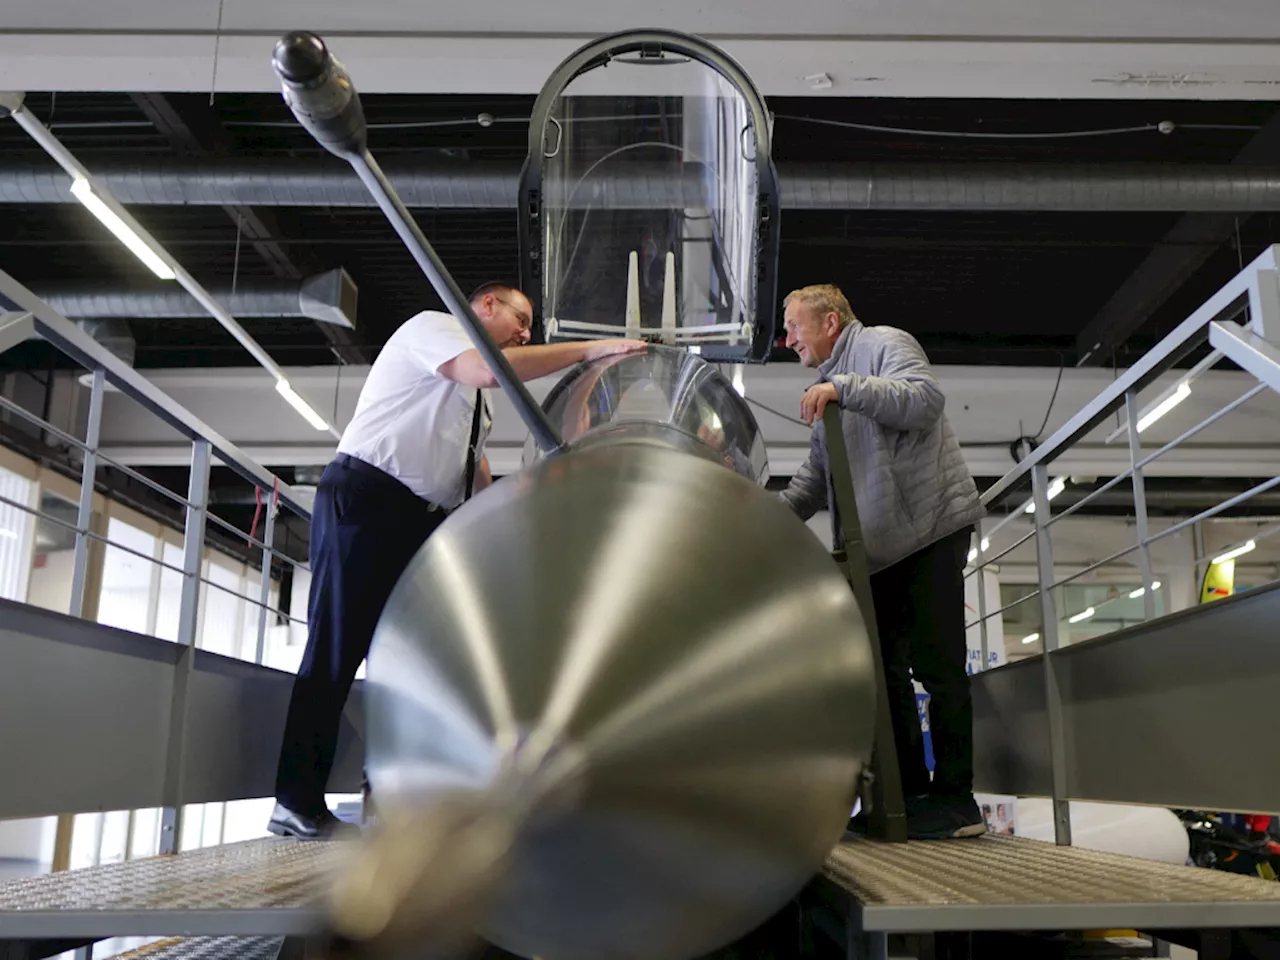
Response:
[464,388,484,499]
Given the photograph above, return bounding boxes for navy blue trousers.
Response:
[869,527,974,800]
[274,455,446,814]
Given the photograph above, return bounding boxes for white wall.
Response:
[0,464,36,602]
[26,547,74,615]
[0,817,56,863]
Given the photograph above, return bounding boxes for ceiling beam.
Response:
[128,93,369,364]
[1075,113,1280,367]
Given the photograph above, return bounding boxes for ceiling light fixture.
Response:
[1136,381,1192,433]
[69,177,175,281]
[1025,477,1067,514]
[275,379,332,432]
[1068,607,1095,624]
[6,99,339,438]
[1213,540,1256,565]
[1021,632,1040,645]
[1128,580,1162,599]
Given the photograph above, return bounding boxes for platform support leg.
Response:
[845,931,887,960]
[823,406,907,843]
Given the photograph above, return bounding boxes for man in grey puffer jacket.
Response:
[779,284,987,840]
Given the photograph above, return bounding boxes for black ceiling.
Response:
[1,91,1278,372]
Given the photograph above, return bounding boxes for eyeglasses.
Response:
[494,296,533,331]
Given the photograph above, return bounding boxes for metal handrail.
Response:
[0,392,86,451]
[963,528,1036,580]
[196,572,307,629]
[202,507,309,568]
[0,490,189,578]
[981,244,1276,508]
[0,270,314,519]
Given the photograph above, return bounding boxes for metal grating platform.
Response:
[99,937,285,960]
[823,833,1280,932]
[0,839,344,939]
[7,832,1280,941]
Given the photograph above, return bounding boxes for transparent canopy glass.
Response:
[524,346,768,484]
[538,55,762,349]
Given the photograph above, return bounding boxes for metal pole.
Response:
[1124,389,1157,620]
[1031,463,1072,846]
[269,32,564,455]
[975,531,990,672]
[68,366,104,618]
[255,499,276,665]
[160,438,212,855]
[350,150,565,454]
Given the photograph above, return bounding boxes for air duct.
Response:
[2,160,1280,212]
[74,317,136,390]
[42,268,358,328]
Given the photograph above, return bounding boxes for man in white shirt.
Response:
[270,283,645,838]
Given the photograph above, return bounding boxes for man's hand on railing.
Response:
[800,382,838,425]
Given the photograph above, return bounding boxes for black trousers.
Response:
[869,527,974,800]
[274,455,447,815]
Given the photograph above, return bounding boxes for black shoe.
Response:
[906,795,987,840]
[847,794,928,837]
[267,802,360,840]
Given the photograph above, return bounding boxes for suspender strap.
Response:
[464,388,484,500]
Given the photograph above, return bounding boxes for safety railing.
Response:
[0,267,317,854]
[964,244,1280,843]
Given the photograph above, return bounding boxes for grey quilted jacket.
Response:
[781,322,985,572]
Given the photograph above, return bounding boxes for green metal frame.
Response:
[821,405,908,843]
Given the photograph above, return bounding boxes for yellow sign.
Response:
[1200,558,1236,604]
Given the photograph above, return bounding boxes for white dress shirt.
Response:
[337,310,491,509]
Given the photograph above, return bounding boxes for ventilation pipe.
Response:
[43,268,358,328]
[2,160,1279,212]
[74,317,135,390]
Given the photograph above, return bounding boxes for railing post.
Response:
[1124,390,1157,621]
[160,438,211,855]
[68,366,104,618]
[1249,265,1280,345]
[255,497,277,665]
[1031,463,1072,846]
[974,531,990,672]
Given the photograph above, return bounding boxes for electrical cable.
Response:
[1033,354,1066,440]
[772,115,1263,140]
[746,396,809,427]
[224,114,1263,140]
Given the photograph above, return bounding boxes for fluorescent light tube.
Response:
[70,177,175,281]
[1212,540,1256,565]
[1025,477,1066,514]
[1128,581,1161,599]
[275,379,331,432]
[1136,381,1191,433]
[1068,607,1095,624]
[1021,632,1040,645]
